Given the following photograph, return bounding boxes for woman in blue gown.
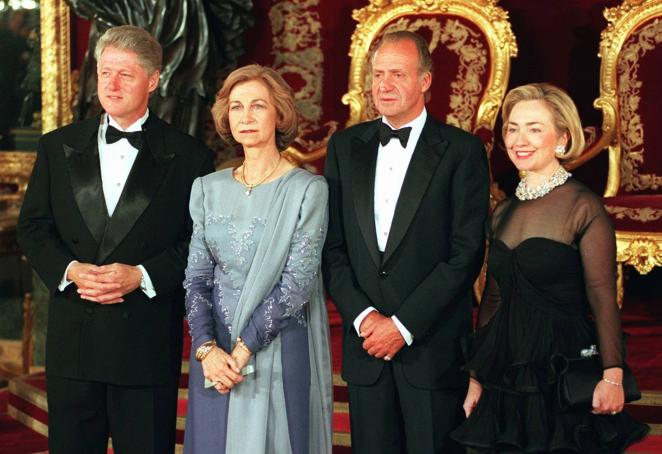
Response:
[183,64,332,454]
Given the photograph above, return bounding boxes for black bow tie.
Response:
[105,125,145,150]
[378,122,412,148]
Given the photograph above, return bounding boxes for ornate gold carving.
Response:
[616,262,624,308]
[616,18,662,191]
[343,0,517,149]
[41,0,72,133]
[269,1,338,136]
[0,152,37,205]
[615,231,662,274]
[606,205,662,222]
[594,0,662,196]
[270,1,339,166]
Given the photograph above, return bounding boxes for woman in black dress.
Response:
[451,83,648,452]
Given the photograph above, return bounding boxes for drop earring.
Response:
[555,144,566,158]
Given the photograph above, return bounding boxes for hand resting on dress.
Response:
[202,346,243,394]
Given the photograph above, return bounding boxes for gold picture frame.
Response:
[40,0,72,134]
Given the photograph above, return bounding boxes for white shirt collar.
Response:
[107,109,149,132]
[381,108,427,133]
[380,108,427,151]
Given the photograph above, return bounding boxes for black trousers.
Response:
[47,375,179,454]
[348,361,466,454]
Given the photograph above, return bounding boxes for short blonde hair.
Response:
[95,25,162,75]
[501,83,585,160]
[212,64,298,151]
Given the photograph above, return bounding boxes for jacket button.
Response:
[72,238,79,244]
[378,270,388,278]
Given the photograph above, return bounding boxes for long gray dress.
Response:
[183,167,333,454]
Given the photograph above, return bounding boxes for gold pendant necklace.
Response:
[241,155,281,196]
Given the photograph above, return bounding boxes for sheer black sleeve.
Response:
[476,200,510,330]
[477,274,502,329]
[575,193,623,369]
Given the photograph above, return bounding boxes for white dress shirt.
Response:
[352,108,428,346]
[59,111,156,298]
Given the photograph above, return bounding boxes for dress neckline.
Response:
[228,166,299,192]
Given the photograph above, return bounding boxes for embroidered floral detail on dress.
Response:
[212,274,232,330]
[187,248,213,267]
[222,216,267,266]
[261,297,276,347]
[183,287,212,337]
[279,227,327,327]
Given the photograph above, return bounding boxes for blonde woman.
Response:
[452,83,648,452]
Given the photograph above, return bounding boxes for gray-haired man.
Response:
[18,25,214,453]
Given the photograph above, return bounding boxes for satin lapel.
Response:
[351,124,381,268]
[383,119,448,264]
[96,115,173,263]
[63,118,107,244]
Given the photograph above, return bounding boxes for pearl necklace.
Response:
[241,155,281,196]
[515,165,571,201]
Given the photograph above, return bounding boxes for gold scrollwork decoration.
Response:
[271,0,341,166]
[615,18,662,192]
[41,0,73,134]
[593,0,662,196]
[606,205,662,223]
[0,152,36,206]
[269,0,328,134]
[615,231,662,274]
[343,0,517,149]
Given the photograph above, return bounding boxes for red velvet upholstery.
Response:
[604,195,662,232]
[615,17,662,197]
[605,14,662,239]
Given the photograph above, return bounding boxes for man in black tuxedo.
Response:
[323,31,490,453]
[17,25,214,454]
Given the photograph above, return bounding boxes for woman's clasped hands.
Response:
[201,343,252,394]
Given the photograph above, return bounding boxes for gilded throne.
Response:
[568,0,662,305]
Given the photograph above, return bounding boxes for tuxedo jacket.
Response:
[17,113,214,386]
[323,115,490,389]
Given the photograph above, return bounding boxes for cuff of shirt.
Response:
[58,260,77,291]
[353,307,377,336]
[137,265,156,298]
[391,315,413,345]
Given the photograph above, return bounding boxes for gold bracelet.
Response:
[602,378,622,387]
[235,337,252,355]
[195,340,216,361]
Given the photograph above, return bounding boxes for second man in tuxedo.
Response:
[17,25,215,454]
[323,31,490,453]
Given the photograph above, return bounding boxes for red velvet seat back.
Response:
[616,17,662,195]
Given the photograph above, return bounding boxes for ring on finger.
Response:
[384,355,392,361]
